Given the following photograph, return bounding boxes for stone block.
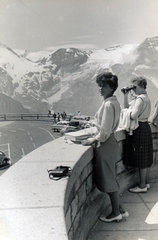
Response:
[80,167,88,183]
[153,139,158,151]
[150,164,158,180]
[153,152,156,164]
[86,161,93,176]
[78,182,86,209]
[65,184,76,214]
[73,211,81,234]
[86,174,93,195]
[71,194,79,222]
[74,176,82,194]
[116,160,126,174]
[65,205,72,233]
[115,129,126,141]
[155,151,158,162]
[68,226,73,240]
[118,141,124,160]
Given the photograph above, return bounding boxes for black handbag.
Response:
[47,165,71,180]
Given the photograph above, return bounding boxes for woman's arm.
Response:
[81,137,97,146]
[82,103,114,146]
[123,92,129,108]
[95,102,114,142]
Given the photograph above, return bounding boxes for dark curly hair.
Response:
[131,76,147,89]
[96,72,118,94]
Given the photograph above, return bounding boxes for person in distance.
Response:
[82,72,128,223]
[122,76,153,193]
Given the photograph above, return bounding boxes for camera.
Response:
[121,85,136,94]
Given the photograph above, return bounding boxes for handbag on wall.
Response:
[47,165,71,180]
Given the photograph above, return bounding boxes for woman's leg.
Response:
[100,191,123,222]
[107,191,120,218]
[129,168,148,193]
[119,199,126,213]
[139,168,148,188]
[146,167,150,184]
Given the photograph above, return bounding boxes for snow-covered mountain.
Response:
[0,37,158,115]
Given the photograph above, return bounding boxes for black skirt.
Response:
[123,122,153,168]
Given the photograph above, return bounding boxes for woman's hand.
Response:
[81,137,96,146]
[123,91,129,108]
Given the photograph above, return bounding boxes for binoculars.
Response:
[121,85,136,94]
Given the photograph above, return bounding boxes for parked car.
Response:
[87,119,95,127]
[60,121,82,135]
[70,115,90,128]
[51,121,70,132]
[65,113,75,121]
[0,151,11,170]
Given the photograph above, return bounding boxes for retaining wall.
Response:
[65,124,158,240]
[0,124,158,240]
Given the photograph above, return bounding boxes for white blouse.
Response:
[94,96,121,142]
[129,94,151,122]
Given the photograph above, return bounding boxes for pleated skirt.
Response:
[94,133,119,193]
[123,122,153,168]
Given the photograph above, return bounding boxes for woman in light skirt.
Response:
[82,72,128,222]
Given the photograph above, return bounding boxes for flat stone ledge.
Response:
[0,136,88,240]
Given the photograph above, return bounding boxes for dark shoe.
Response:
[129,186,147,193]
[100,214,122,223]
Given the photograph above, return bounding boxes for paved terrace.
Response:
[0,122,158,240]
[88,180,158,240]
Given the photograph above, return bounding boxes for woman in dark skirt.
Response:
[122,76,153,193]
[82,72,128,222]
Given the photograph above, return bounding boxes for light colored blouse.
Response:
[129,94,151,122]
[94,96,121,142]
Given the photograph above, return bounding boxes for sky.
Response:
[0,0,158,52]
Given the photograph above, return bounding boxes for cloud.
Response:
[71,35,97,40]
[45,43,99,52]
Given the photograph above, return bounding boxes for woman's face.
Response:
[98,83,113,99]
[132,82,145,95]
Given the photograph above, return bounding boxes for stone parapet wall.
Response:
[65,124,158,240]
[149,124,158,179]
[0,123,157,239]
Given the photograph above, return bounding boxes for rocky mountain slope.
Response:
[0,93,29,114]
[0,37,158,115]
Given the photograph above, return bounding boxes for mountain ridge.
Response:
[0,37,158,115]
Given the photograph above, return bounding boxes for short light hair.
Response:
[131,76,147,89]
